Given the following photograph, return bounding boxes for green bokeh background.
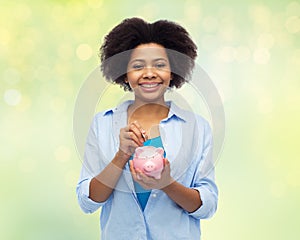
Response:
[1,0,299,239]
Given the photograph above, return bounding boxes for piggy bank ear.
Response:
[135,147,144,156]
[156,147,164,156]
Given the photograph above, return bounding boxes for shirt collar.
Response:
[102,100,134,116]
[165,101,187,122]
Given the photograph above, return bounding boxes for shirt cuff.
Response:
[188,187,217,219]
[76,178,105,214]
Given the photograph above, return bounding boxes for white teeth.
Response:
[141,83,159,88]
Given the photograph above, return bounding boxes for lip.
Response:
[138,82,163,92]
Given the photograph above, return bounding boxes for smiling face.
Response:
[126,43,172,105]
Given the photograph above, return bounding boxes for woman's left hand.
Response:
[129,158,174,190]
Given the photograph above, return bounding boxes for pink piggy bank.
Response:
[133,146,164,179]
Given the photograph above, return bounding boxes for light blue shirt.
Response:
[76,100,218,240]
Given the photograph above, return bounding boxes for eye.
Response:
[132,64,144,70]
[155,62,167,69]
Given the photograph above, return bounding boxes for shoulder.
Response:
[169,101,211,129]
[94,100,133,120]
[91,100,133,133]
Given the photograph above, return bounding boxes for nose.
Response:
[143,67,157,79]
[143,161,155,172]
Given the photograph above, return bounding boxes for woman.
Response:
[76,17,218,240]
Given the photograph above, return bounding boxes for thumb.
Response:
[163,158,170,167]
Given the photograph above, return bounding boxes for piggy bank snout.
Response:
[143,161,156,172]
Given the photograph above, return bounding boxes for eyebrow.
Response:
[129,58,168,64]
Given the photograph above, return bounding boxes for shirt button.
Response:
[152,193,157,198]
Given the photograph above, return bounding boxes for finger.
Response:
[129,123,144,144]
[131,121,147,142]
[120,126,130,138]
[129,128,144,146]
[135,169,146,182]
[128,131,143,146]
[161,159,170,175]
[135,172,157,190]
[121,125,141,141]
[119,139,139,156]
[129,160,136,174]
[130,163,144,182]
[129,160,138,180]
[138,171,155,185]
[134,171,142,181]
[122,131,142,147]
[163,158,170,166]
[133,121,147,140]
[130,164,143,180]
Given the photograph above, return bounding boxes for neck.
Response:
[131,97,167,109]
[128,102,169,118]
[127,101,170,139]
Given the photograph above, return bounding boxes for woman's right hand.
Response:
[118,121,147,160]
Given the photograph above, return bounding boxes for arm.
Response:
[161,178,202,213]
[89,121,146,203]
[89,151,129,202]
[130,159,201,213]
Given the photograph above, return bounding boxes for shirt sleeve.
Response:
[76,115,109,214]
[188,121,218,219]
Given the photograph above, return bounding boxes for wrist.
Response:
[161,177,175,192]
[115,150,131,163]
[110,151,130,170]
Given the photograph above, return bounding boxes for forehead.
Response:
[130,43,168,61]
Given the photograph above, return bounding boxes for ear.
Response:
[156,147,164,156]
[135,147,143,156]
[170,73,174,81]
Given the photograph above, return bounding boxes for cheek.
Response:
[161,72,172,85]
[127,70,142,79]
[126,73,138,86]
[127,80,140,91]
[160,69,171,78]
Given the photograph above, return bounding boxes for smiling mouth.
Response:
[139,83,162,88]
